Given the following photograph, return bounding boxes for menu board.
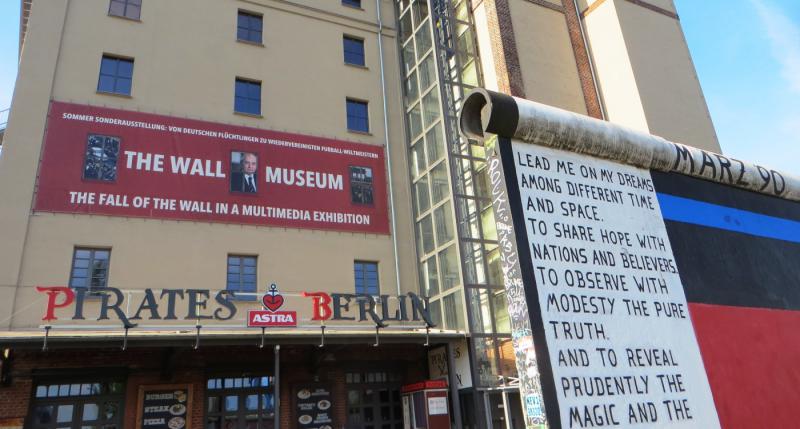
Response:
[503,142,720,428]
[295,385,333,429]
[136,385,192,429]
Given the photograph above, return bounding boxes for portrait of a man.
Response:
[230,151,259,193]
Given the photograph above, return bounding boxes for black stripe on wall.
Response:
[666,220,800,310]
[652,170,800,222]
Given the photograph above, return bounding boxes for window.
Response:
[354,261,378,295]
[344,372,403,429]
[97,55,133,96]
[343,36,365,66]
[235,78,262,115]
[227,255,257,299]
[346,99,369,133]
[237,10,263,44]
[342,0,362,8]
[207,376,275,429]
[69,248,111,291]
[29,379,124,429]
[108,0,141,20]
[83,134,120,182]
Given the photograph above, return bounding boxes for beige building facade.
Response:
[0,0,719,428]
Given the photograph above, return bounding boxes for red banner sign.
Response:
[247,310,298,327]
[34,102,389,234]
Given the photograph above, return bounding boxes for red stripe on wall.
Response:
[689,303,800,428]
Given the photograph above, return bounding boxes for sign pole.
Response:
[274,344,281,429]
[446,341,463,428]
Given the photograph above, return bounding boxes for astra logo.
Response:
[248,284,297,328]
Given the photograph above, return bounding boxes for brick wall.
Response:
[561,0,604,119]
[481,0,605,118]
[0,377,29,427]
[479,0,526,97]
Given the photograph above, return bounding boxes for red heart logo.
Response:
[262,294,284,312]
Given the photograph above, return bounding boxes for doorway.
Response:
[205,375,276,429]
[344,371,403,429]
[484,389,525,429]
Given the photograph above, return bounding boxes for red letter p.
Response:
[35,287,75,321]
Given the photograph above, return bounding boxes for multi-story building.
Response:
[0,0,718,428]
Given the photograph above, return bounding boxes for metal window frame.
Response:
[343,371,403,429]
[342,0,362,9]
[69,247,111,292]
[343,35,366,66]
[237,10,263,44]
[354,260,379,295]
[108,0,141,20]
[205,375,276,427]
[97,55,134,96]
[27,377,126,429]
[345,98,370,133]
[234,77,262,115]
[226,254,258,297]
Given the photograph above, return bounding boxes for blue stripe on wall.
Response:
[657,193,800,244]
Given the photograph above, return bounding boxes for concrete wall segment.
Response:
[460,89,800,202]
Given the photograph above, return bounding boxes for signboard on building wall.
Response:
[34,102,389,234]
[489,139,720,428]
[426,340,473,389]
[294,385,333,429]
[135,384,192,429]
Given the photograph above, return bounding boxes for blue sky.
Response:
[0,1,797,172]
[675,0,799,172]
[0,1,19,124]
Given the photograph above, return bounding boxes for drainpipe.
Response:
[376,0,403,295]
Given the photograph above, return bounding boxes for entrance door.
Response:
[486,391,506,428]
[504,391,524,429]
[484,390,525,429]
[206,375,275,429]
[345,371,403,429]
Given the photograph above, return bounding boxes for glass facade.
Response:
[396,0,515,390]
[397,0,467,335]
